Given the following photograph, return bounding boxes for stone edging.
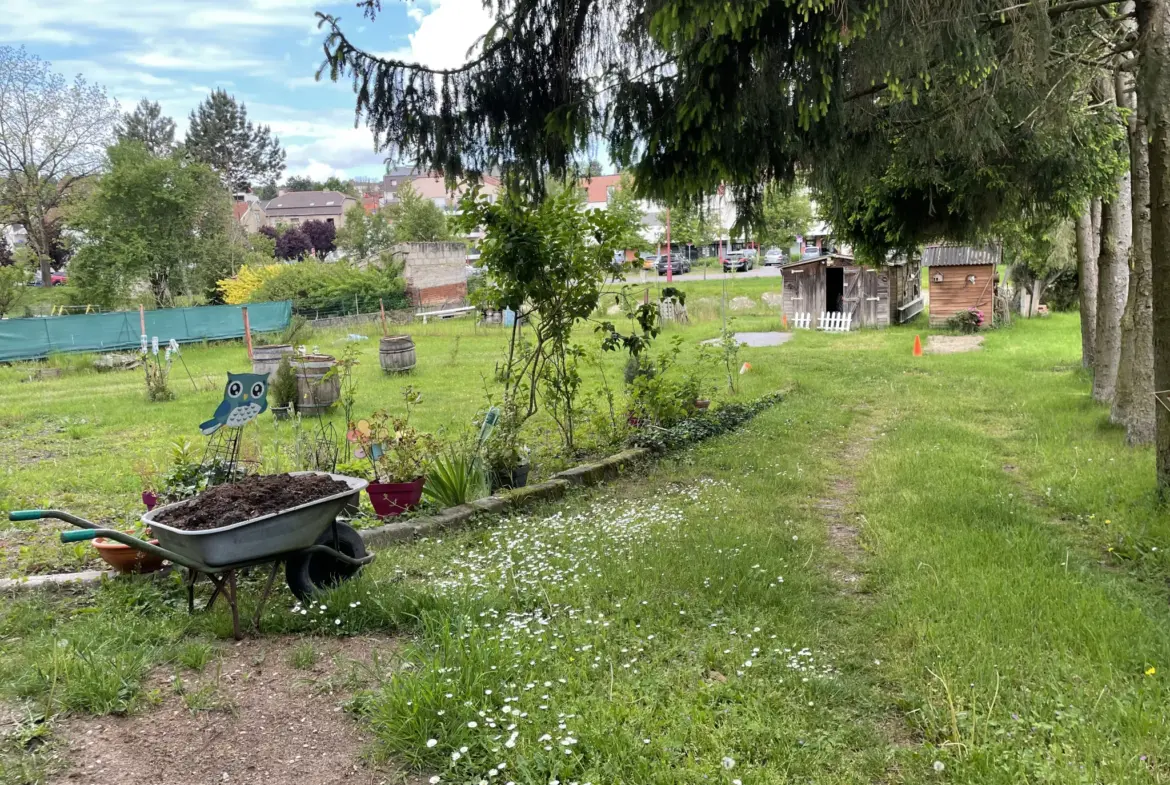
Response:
[360,447,648,548]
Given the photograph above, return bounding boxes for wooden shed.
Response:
[780,252,923,329]
[922,244,1000,327]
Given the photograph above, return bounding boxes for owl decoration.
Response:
[200,372,269,435]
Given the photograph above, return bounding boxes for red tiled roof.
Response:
[580,174,623,204]
[362,195,380,214]
[232,202,249,220]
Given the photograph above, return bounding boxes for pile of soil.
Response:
[154,473,352,531]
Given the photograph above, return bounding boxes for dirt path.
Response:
[813,416,877,594]
[51,635,422,785]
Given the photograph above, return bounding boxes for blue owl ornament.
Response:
[200,372,270,435]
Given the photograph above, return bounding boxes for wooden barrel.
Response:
[251,344,293,383]
[379,335,416,373]
[292,354,339,412]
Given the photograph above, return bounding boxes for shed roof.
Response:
[922,244,1001,267]
[779,252,855,269]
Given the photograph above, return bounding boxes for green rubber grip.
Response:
[8,510,44,522]
[60,530,99,543]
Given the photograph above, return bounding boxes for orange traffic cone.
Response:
[782,314,789,329]
[913,335,923,357]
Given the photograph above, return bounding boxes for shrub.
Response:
[0,265,29,318]
[216,259,283,304]
[300,220,336,257]
[422,449,489,508]
[247,259,409,314]
[946,308,984,333]
[271,356,298,409]
[275,227,312,260]
[630,392,784,453]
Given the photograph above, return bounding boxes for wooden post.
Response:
[379,298,388,336]
[241,306,254,360]
[138,304,146,337]
[665,208,673,283]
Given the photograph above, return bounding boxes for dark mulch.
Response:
[154,474,352,531]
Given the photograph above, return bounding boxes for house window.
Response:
[326,217,335,225]
[606,185,616,202]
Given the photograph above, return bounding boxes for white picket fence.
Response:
[818,311,853,332]
[790,311,852,332]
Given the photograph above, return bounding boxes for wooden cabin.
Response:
[922,244,1000,327]
[780,252,923,329]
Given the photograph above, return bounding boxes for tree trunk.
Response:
[1075,206,1098,368]
[1135,0,1170,493]
[1093,169,1132,404]
[1112,70,1156,444]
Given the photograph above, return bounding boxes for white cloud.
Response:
[384,0,494,70]
[126,42,266,72]
[292,160,351,181]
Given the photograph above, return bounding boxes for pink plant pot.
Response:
[367,478,426,517]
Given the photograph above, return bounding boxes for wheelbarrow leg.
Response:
[206,575,224,611]
[252,561,281,633]
[186,569,199,614]
[226,571,241,641]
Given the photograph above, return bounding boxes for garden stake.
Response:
[379,298,388,336]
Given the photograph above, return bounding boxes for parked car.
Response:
[722,251,754,272]
[763,247,787,266]
[656,256,691,276]
[641,253,662,270]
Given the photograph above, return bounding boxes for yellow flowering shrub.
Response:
[217,263,283,304]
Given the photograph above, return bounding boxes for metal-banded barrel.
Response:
[251,344,293,382]
[292,354,339,412]
[379,335,416,373]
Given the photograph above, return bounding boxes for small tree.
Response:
[185,89,285,191]
[300,219,336,258]
[275,227,313,260]
[337,203,396,262]
[0,236,12,267]
[756,186,813,250]
[0,266,28,317]
[604,173,647,252]
[285,176,320,191]
[387,181,451,242]
[115,99,176,157]
[257,183,279,201]
[70,141,234,308]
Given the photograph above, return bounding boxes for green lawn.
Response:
[3,306,1168,784]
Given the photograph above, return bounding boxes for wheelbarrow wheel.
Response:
[285,522,367,602]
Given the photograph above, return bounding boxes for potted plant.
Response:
[93,521,165,574]
[347,389,437,517]
[685,344,715,410]
[134,458,160,511]
[270,355,298,420]
[483,399,530,492]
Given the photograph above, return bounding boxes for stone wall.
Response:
[397,242,468,306]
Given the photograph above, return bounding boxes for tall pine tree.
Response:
[115,99,175,157]
[185,89,285,192]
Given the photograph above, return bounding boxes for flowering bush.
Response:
[946,308,984,334]
[216,263,282,304]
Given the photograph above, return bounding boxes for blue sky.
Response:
[0,0,494,181]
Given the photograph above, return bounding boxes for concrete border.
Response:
[360,446,649,549]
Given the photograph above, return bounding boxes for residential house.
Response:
[382,166,424,202]
[232,200,267,233]
[260,190,359,229]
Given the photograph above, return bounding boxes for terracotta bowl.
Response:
[93,536,166,574]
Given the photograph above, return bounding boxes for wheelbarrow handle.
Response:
[58,528,202,573]
[10,509,99,529]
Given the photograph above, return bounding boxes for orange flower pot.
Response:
[93,536,166,574]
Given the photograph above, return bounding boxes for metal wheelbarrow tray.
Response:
[10,471,373,639]
[143,471,368,570]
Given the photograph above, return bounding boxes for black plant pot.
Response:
[272,405,293,421]
[490,463,531,493]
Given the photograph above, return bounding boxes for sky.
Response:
[0,0,494,182]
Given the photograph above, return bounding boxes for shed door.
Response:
[842,268,863,327]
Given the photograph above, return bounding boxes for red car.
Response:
[50,273,68,286]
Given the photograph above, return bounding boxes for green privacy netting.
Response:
[0,301,292,362]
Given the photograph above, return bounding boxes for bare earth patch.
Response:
[813,423,875,594]
[925,335,984,354]
[51,635,423,785]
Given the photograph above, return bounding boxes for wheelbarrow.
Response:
[8,472,374,639]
